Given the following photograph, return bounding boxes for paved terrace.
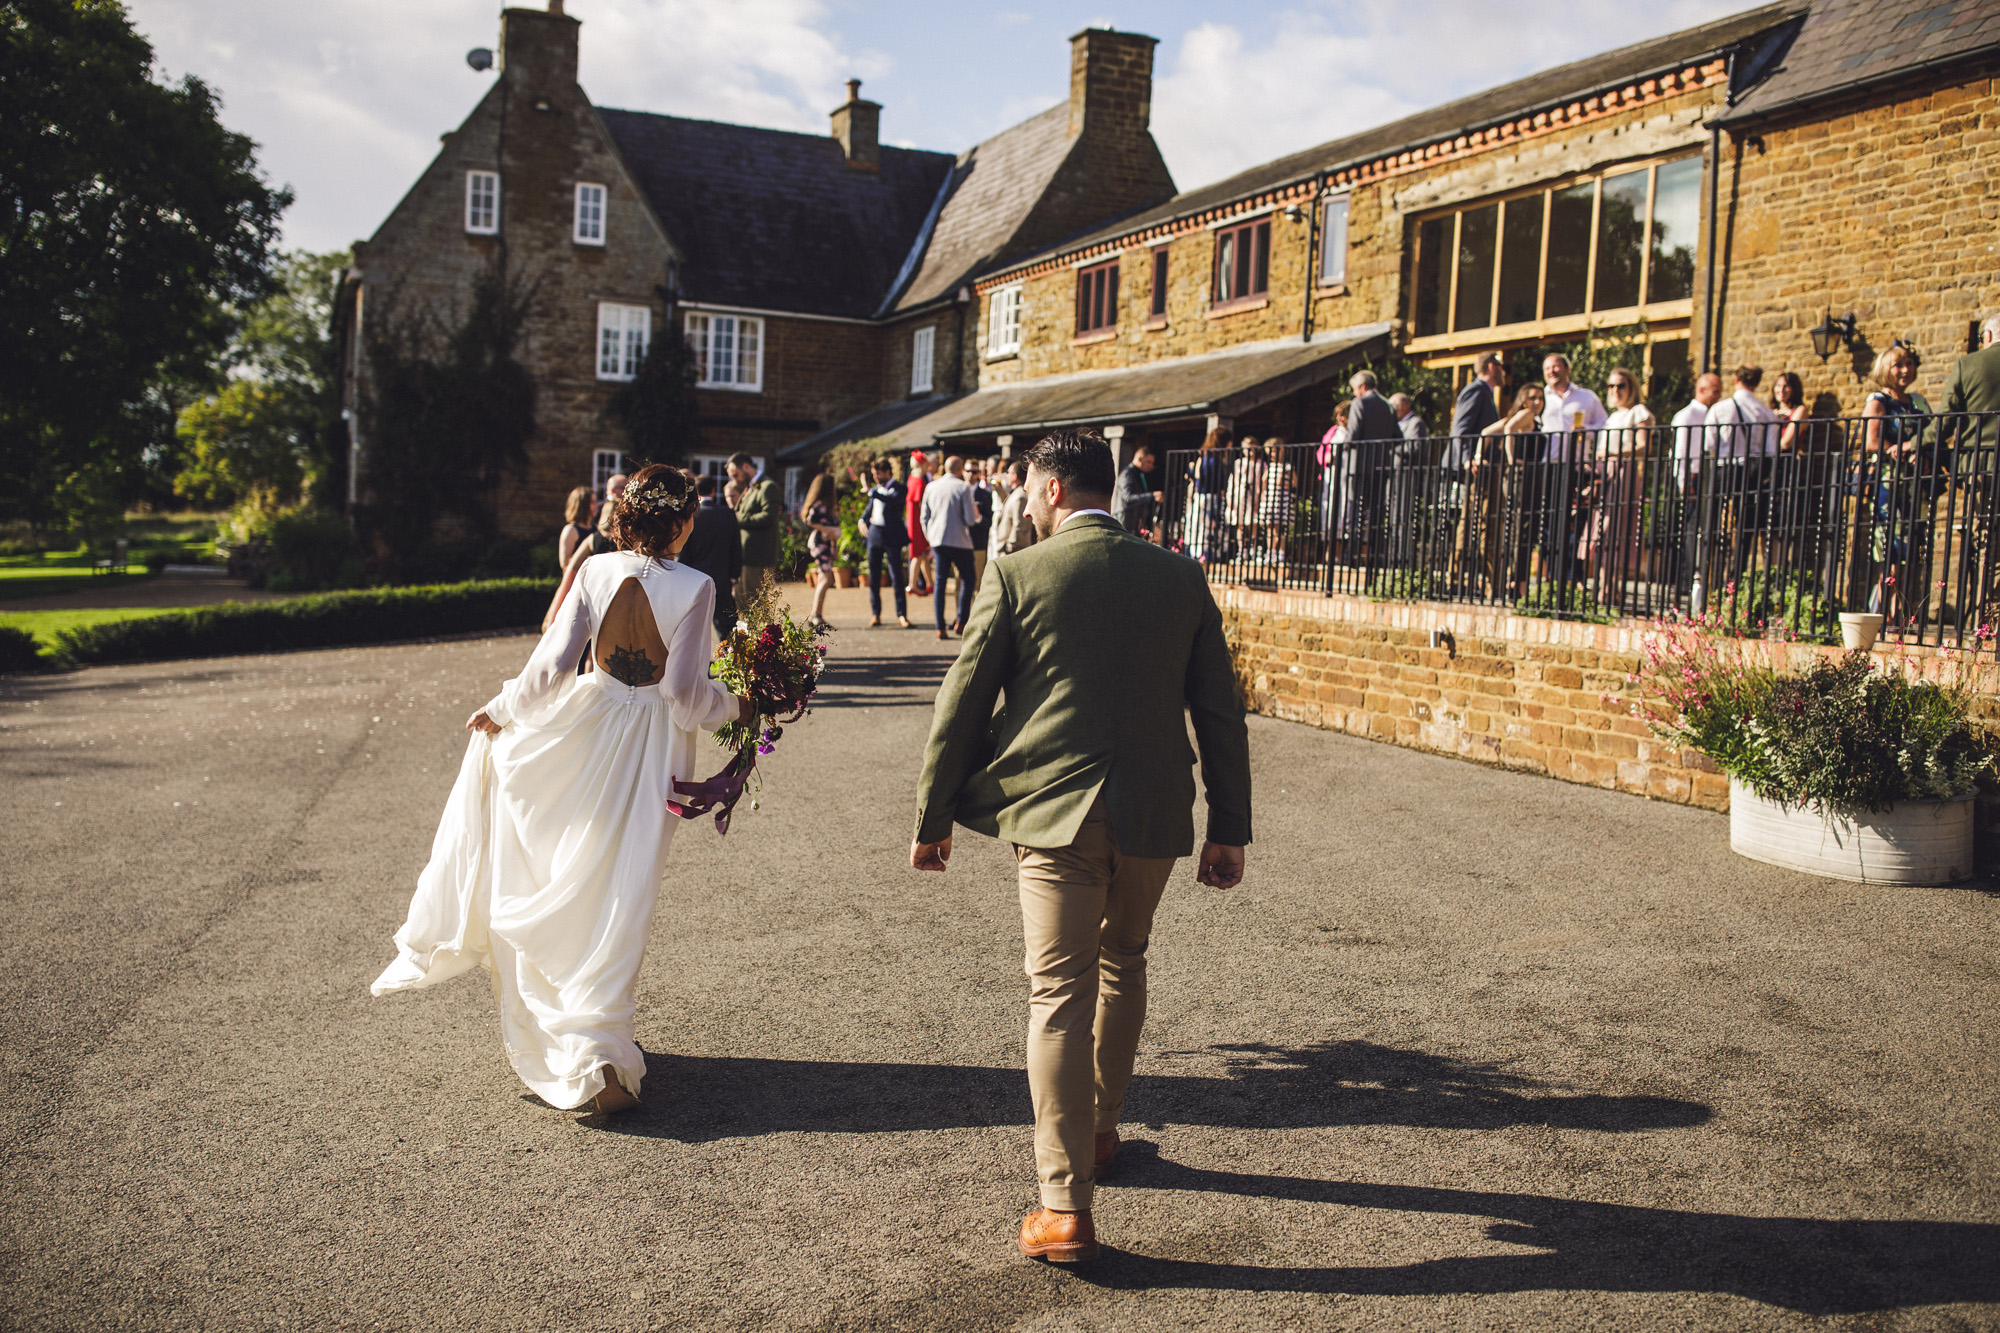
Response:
[1,586,1995,1331]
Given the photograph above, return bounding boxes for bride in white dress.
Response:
[372,465,750,1114]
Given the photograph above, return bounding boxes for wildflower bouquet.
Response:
[667,581,830,833]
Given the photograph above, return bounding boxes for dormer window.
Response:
[574,183,606,245]
[465,171,498,235]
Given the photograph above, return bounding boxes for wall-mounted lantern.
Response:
[1809,310,1857,361]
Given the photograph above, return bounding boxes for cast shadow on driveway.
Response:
[1075,1142,2000,1316]
[613,1040,1710,1143]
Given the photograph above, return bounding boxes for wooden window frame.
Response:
[987,284,1022,356]
[1404,151,1701,354]
[465,170,498,235]
[910,325,935,394]
[573,182,606,245]
[1075,259,1119,337]
[1318,195,1350,288]
[1211,217,1271,310]
[595,302,650,382]
[1148,246,1170,325]
[684,312,764,391]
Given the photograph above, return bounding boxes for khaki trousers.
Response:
[1014,799,1175,1211]
[734,565,771,612]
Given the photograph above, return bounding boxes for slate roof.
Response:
[776,394,966,461]
[887,105,1077,313]
[1716,0,2000,125]
[1008,3,1804,269]
[868,323,1394,451]
[598,109,955,320]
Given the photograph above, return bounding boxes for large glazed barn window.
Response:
[1407,152,1703,350]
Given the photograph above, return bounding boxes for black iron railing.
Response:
[1153,411,2000,647]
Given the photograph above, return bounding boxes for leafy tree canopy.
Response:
[0,0,290,527]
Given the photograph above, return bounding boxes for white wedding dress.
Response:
[371,552,739,1108]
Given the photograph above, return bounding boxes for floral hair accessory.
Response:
[621,478,695,516]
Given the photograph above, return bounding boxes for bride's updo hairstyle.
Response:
[607,463,698,557]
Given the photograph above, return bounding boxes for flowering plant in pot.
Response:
[1629,622,1993,884]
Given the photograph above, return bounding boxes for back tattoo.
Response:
[602,644,657,687]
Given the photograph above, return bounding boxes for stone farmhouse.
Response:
[336,1,1174,539]
[844,0,1999,469]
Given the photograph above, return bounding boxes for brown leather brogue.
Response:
[1018,1208,1099,1263]
[1094,1130,1120,1178]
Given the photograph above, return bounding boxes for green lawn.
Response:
[0,606,183,649]
[0,537,221,600]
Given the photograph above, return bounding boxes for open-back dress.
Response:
[371,552,739,1108]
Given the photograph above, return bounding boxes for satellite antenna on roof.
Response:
[466,48,494,72]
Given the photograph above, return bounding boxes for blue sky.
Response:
[122,0,1752,254]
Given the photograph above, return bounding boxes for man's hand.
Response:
[911,836,953,872]
[465,709,501,736]
[1196,842,1244,888]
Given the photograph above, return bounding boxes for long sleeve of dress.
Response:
[663,577,739,732]
[484,572,592,728]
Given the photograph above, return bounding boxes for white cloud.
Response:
[121,0,882,252]
[1152,0,1749,194]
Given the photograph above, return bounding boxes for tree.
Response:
[607,315,702,464]
[357,263,537,568]
[173,250,350,510]
[0,0,289,533]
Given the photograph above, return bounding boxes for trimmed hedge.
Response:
[0,625,42,674]
[51,579,557,667]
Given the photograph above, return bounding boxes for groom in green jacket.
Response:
[912,429,1252,1264]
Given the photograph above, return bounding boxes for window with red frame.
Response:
[1149,247,1170,319]
[1075,259,1119,334]
[1212,217,1270,305]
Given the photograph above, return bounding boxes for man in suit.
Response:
[1942,313,2000,442]
[1112,444,1163,538]
[1445,355,1506,589]
[912,429,1252,1265]
[728,452,778,607]
[677,472,742,638]
[1343,370,1401,574]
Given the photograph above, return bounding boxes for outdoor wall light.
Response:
[1809,310,1857,361]
[1282,203,1304,222]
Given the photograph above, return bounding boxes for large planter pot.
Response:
[1839,612,1885,651]
[1728,778,1974,885]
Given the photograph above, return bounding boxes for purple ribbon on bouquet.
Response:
[667,740,757,834]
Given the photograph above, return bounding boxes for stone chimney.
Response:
[1068,29,1157,141]
[830,79,880,170]
[499,4,580,88]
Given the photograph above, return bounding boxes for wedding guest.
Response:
[542,473,623,631]
[1388,392,1426,569]
[1185,426,1232,562]
[676,473,742,638]
[1672,372,1724,591]
[905,451,934,599]
[921,454,980,638]
[1537,355,1605,585]
[728,453,777,608]
[1343,371,1399,571]
[864,458,910,628]
[1705,365,1778,585]
[800,470,841,631]
[1485,383,1546,598]
[1449,354,1506,589]
[558,486,594,569]
[376,464,753,1117]
[993,458,1039,557]
[1259,437,1296,562]
[723,478,744,509]
[1112,444,1162,538]
[1318,402,1352,557]
[1584,368,1655,609]
[970,459,995,591]
[911,429,1250,1266]
[1940,313,2000,450]
[1223,439,1265,564]
[1862,342,1936,625]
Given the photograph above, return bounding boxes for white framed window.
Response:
[573,182,606,245]
[1319,194,1350,286]
[910,325,935,394]
[592,449,623,495]
[685,312,763,391]
[688,453,730,478]
[465,171,498,234]
[783,466,805,511]
[595,303,650,381]
[987,285,1022,355]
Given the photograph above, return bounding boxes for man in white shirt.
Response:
[921,454,982,639]
[1387,394,1427,569]
[1702,365,1778,584]
[1536,354,1606,585]
[1672,372,1724,593]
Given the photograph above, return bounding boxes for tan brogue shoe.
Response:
[1094,1130,1120,1178]
[1018,1208,1099,1264]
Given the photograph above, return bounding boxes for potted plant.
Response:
[835,483,867,588]
[1631,623,1992,885]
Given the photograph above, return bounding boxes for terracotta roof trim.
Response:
[973,58,1730,294]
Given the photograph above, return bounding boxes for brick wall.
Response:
[1709,70,2000,416]
[1218,583,2000,821]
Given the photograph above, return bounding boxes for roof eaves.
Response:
[872,160,966,319]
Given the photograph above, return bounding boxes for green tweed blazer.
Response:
[1944,345,2000,419]
[914,513,1252,858]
